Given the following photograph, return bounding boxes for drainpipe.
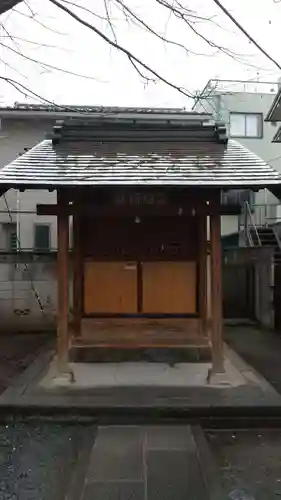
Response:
[16,189,20,252]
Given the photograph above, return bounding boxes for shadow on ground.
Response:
[225,326,281,394]
[0,333,51,395]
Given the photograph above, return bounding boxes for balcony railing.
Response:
[198,79,278,98]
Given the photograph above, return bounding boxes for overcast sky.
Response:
[0,0,280,108]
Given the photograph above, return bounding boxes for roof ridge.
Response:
[47,118,228,145]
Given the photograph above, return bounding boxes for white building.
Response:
[0,103,150,252]
[193,79,281,239]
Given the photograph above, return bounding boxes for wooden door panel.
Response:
[142,262,197,314]
[84,261,137,314]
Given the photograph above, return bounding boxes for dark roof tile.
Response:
[0,138,279,188]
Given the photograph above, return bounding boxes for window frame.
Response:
[229,112,263,139]
[3,222,17,253]
[33,223,51,252]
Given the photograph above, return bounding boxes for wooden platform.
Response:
[72,318,209,349]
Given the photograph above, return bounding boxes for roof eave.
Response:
[0,0,20,15]
[0,181,280,190]
[265,87,281,121]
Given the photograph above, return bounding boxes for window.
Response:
[34,224,50,252]
[229,113,263,138]
[10,229,17,252]
[3,223,17,252]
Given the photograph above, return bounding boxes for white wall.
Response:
[0,118,57,249]
[221,215,239,236]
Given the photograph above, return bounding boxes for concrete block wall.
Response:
[0,250,274,333]
[0,256,57,332]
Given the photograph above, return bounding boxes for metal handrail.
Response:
[273,226,281,251]
[244,201,262,246]
[252,203,280,228]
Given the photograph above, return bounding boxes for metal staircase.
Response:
[242,201,281,264]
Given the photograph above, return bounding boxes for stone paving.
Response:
[76,426,210,500]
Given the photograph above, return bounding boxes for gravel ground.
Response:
[207,430,281,499]
[0,334,98,500]
[0,421,96,500]
[0,333,51,395]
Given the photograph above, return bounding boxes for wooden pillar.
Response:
[57,189,70,372]
[198,214,208,336]
[210,207,224,373]
[72,210,83,338]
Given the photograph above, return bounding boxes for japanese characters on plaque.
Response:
[113,192,167,206]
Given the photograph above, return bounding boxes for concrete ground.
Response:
[225,326,281,394]
[0,333,280,411]
[40,352,251,390]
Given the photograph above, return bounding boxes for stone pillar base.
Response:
[54,363,76,384]
[206,367,231,386]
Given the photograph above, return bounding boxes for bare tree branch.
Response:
[154,0,266,66]
[0,40,106,81]
[48,0,195,98]
[0,21,23,55]
[103,0,118,44]
[0,55,28,79]
[113,0,209,57]
[0,75,58,103]
[212,0,281,71]
[13,8,68,36]
[0,35,72,51]
[23,0,36,17]
[128,56,154,82]
[59,0,109,21]
[166,0,217,23]
[0,0,274,106]
[155,0,231,52]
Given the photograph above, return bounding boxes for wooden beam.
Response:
[198,214,208,336]
[37,203,242,217]
[37,204,70,216]
[72,208,83,338]
[57,189,70,372]
[209,203,224,373]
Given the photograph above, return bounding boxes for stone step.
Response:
[69,345,211,363]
